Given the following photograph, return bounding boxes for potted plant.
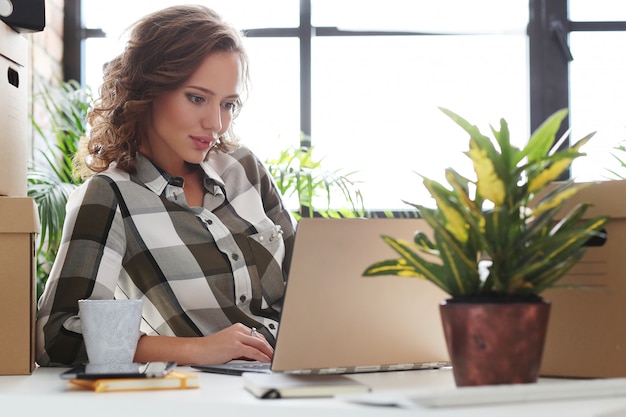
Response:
[28,78,91,299]
[363,107,609,386]
[265,144,365,219]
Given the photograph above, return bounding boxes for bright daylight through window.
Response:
[82,0,626,212]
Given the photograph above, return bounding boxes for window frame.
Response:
[64,0,626,178]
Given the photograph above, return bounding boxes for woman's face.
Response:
[144,51,242,174]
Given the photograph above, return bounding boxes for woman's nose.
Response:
[201,104,222,132]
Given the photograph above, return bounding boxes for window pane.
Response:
[235,38,301,163]
[570,0,626,22]
[83,0,298,40]
[570,32,626,181]
[312,0,528,34]
[84,37,121,92]
[311,35,529,209]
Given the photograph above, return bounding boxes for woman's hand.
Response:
[195,323,274,364]
[134,323,274,365]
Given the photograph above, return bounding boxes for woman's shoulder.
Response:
[224,143,256,159]
[69,165,132,199]
[210,144,263,171]
[94,164,132,182]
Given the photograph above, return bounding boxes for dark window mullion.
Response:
[528,0,570,137]
[63,0,82,83]
[63,0,105,84]
[299,0,312,147]
[315,27,447,36]
[569,21,626,31]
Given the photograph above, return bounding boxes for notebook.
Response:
[242,372,370,398]
[193,217,450,375]
[69,371,199,393]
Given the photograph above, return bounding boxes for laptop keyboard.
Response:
[238,363,271,371]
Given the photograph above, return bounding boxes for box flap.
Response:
[0,197,41,233]
[565,180,626,219]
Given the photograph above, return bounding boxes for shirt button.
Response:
[269,323,275,330]
[206,219,213,225]
[232,253,239,261]
[240,295,246,303]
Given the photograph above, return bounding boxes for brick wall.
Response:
[29,0,63,83]
[27,0,64,160]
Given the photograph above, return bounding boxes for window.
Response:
[568,0,626,181]
[310,33,527,208]
[73,0,626,211]
[570,31,626,181]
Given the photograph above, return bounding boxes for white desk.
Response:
[2,366,626,417]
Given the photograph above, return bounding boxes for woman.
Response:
[36,5,296,367]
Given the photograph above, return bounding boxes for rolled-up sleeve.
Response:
[35,177,126,366]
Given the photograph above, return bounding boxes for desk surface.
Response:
[2,366,626,417]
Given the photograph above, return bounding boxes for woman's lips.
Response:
[190,135,215,150]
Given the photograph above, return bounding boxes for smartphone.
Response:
[59,361,177,380]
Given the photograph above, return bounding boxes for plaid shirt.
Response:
[36,146,296,366]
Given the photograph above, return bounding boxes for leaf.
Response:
[363,235,452,294]
[413,231,438,254]
[490,117,517,173]
[467,138,506,206]
[531,181,588,217]
[439,107,491,147]
[434,229,480,295]
[527,133,594,193]
[519,109,568,164]
[422,178,469,243]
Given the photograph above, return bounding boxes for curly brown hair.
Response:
[75,5,249,178]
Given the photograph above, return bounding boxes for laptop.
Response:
[193,217,450,375]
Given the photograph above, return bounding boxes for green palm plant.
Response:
[363,108,609,299]
[28,79,92,298]
[606,139,626,180]
[265,145,365,220]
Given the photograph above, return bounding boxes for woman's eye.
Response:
[222,101,238,113]
[186,94,205,104]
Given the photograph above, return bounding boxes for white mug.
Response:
[78,299,143,364]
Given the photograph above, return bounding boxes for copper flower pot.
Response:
[439,298,551,387]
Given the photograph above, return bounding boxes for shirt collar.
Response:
[134,153,226,196]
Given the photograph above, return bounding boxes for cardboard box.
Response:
[0,22,29,196]
[541,179,626,378]
[0,197,40,374]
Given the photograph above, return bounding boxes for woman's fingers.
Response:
[242,325,273,360]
